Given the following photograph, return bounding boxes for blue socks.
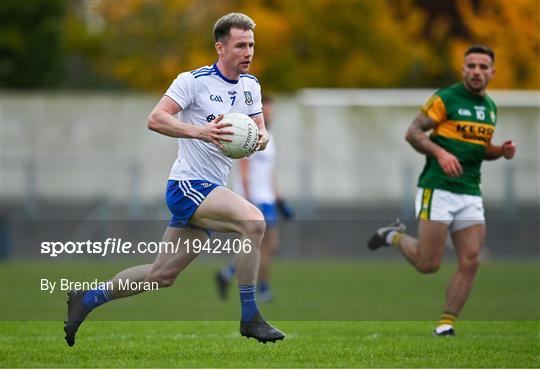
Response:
[258,280,270,295]
[82,285,114,310]
[239,284,259,322]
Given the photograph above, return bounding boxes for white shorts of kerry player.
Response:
[415,188,485,232]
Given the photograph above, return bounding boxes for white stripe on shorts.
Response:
[185,181,206,203]
[182,181,205,203]
[178,181,200,205]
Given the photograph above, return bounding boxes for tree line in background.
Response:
[1,0,538,92]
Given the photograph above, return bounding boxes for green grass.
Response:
[1,260,539,367]
[2,260,539,321]
[1,321,539,368]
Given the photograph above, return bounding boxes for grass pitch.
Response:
[1,260,539,367]
[2,321,538,368]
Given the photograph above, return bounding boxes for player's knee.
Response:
[416,261,441,274]
[244,219,266,239]
[239,207,266,238]
[460,253,480,273]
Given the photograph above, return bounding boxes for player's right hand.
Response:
[197,115,234,150]
[436,150,463,178]
[255,128,269,152]
[501,140,516,159]
[276,199,295,220]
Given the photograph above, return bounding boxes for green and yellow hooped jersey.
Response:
[418,83,497,195]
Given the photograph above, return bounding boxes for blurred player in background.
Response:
[64,12,285,346]
[367,45,516,336]
[216,96,294,302]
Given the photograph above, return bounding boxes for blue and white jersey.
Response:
[233,132,276,204]
[165,63,262,186]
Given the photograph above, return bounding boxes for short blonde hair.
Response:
[213,13,255,42]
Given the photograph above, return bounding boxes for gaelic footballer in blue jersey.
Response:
[64,13,285,346]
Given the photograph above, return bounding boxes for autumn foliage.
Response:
[2,0,539,91]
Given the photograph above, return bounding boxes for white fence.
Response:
[2,90,539,212]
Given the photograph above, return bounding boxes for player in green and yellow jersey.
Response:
[367,45,516,336]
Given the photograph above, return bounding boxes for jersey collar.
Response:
[213,63,239,85]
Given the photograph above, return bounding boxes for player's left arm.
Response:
[251,113,269,151]
[484,140,516,160]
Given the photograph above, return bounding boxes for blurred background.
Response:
[1,0,539,260]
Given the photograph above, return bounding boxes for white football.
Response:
[218,113,259,159]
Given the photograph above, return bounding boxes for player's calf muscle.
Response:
[146,271,176,287]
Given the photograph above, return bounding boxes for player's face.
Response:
[218,28,255,75]
[462,53,495,94]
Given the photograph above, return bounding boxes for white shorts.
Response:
[415,188,485,232]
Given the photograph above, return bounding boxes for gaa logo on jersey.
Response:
[458,108,472,117]
[210,95,223,103]
[244,91,253,105]
[206,114,216,122]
